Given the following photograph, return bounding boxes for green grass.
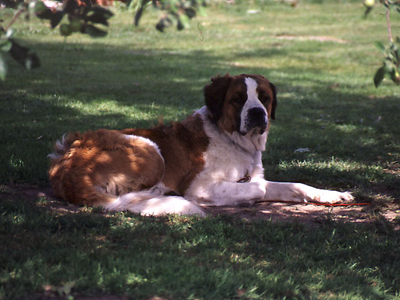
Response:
[1,196,400,299]
[1,1,400,299]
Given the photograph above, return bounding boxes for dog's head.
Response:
[204,74,277,136]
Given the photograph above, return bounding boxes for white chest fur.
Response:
[184,107,266,205]
[203,130,257,183]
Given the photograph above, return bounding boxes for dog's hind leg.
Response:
[49,130,166,207]
[105,189,206,217]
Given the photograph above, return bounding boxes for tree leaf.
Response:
[384,59,394,72]
[84,24,108,38]
[63,0,80,14]
[0,54,6,81]
[34,1,49,15]
[156,20,165,32]
[25,52,41,70]
[155,16,172,32]
[0,40,12,52]
[85,13,109,26]
[177,18,184,30]
[1,0,19,9]
[390,69,400,84]
[35,8,54,20]
[51,11,65,28]
[60,24,73,37]
[184,7,196,19]
[364,6,373,16]
[374,66,386,88]
[8,39,41,70]
[69,19,83,32]
[176,13,190,30]
[169,0,179,14]
[134,0,149,26]
[134,5,145,26]
[374,41,385,52]
[9,39,29,66]
[89,6,114,19]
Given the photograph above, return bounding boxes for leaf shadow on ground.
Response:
[1,195,399,300]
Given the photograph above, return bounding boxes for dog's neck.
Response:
[228,129,268,154]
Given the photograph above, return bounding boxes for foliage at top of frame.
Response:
[364,0,400,87]
[131,0,208,32]
[373,39,400,87]
[0,0,207,80]
[0,29,40,81]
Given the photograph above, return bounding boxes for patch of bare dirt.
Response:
[276,34,349,44]
[2,184,400,227]
[205,201,400,228]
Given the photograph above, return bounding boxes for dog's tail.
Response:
[48,133,110,206]
[104,191,206,216]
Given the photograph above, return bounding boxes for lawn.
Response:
[1,0,400,299]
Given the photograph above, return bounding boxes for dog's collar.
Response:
[237,173,251,183]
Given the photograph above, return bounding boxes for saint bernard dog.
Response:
[49,74,353,216]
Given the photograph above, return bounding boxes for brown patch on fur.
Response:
[219,75,249,133]
[122,113,209,195]
[49,129,165,206]
[204,74,233,124]
[252,74,277,120]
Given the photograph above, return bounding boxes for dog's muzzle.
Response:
[242,107,268,135]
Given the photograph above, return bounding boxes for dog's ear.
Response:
[269,81,277,120]
[204,74,232,123]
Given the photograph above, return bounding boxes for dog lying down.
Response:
[49,74,353,216]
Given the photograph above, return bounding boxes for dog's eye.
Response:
[259,94,270,103]
[231,94,245,105]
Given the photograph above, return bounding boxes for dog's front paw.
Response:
[248,180,267,200]
[313,190,353,204]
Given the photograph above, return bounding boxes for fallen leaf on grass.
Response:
[294,148,310,153]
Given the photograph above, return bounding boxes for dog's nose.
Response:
[245,107,267,131]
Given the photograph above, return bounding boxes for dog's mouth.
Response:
[240,107,268,136]
[239,127,266,136]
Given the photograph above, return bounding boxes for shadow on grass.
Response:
[1,196,399,299]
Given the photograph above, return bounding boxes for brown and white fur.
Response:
[49,74,353,216]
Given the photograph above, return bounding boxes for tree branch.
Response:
[4,8,25,33]
[386,4,393,43]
